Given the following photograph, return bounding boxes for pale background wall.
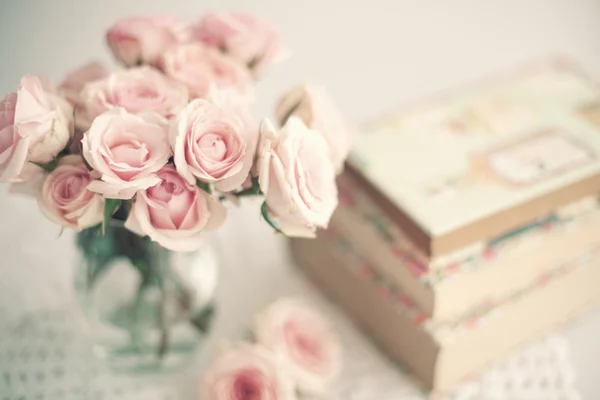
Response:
[1,0,600,397]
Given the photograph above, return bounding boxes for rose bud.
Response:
[191,11,289,73]
[257,118,338,237]
[170,95,257,192]
[275,83,350,174]
[161,43,252,99]
[80,66,188,129]
[0,75,73,182]
[106,16,187,67]
[38,155,104,230]
[82,108,171,199]
[125,164,226,252]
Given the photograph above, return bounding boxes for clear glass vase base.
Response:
[90,325,203,374]
[75,225,219,374]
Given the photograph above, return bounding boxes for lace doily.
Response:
[0,306,580,400]
[0,310,183,400]
[336,330,580,400]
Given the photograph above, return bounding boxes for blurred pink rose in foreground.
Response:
[257,118,338,237]
[0,75,73,182]
[161,43,252,98]
[276,84,350,174]
[171,95,257,192]
[106,16,187,67]
[200,342,297,400]
[254,298,342,396]
[125,164,226,252]
[82,108,171,199]
[81,66,189,126]
[192,11,288,73]
[38,155,104,230]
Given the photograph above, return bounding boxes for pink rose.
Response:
[59,61,109,132]
[191,12,288,73]
[125,164,226,252]
[38,155,104,230]
[257,118,338,237]
[106,16,187,67]
[170,95,257,192]
[161,43,252,98]
[0,75,73,182]
[82,108,171,199]
[275,84,350,173]
[200,342,297,400]
[81,66,189,127]
[59,61,108,106]
[254,298,342,396]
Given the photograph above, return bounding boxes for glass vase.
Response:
[74,221,218,373]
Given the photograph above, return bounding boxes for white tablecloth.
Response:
[0,196,588,399]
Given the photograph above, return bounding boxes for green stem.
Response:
[157,286,169,360]
[225,176,263,200]
[261,202,283,234]
[234,190,262,198]
[130,281,147,352]
[152,247,170,360]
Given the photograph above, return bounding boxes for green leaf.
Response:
[251,176,262,195]
[261,202,283,234]
[76,225,118,290]
[196,180,212,194]
[113,200,131,221]
[31,159,58,173]
[231,176,262,198]
[103,199,122,235]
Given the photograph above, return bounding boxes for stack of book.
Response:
[291,57,600,394]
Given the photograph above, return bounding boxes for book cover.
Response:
[350,57,600,254]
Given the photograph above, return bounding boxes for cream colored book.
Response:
[334,171,600,321]
[349,57,600,257]
[290,233,600,394]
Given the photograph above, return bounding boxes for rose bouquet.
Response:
[0,11,349,369]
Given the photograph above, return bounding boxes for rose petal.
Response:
[87,174,161,199]
[0,137,30,182]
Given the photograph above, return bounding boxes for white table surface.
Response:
[1,0,600,398]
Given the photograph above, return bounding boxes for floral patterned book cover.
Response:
[349,57,600,253]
